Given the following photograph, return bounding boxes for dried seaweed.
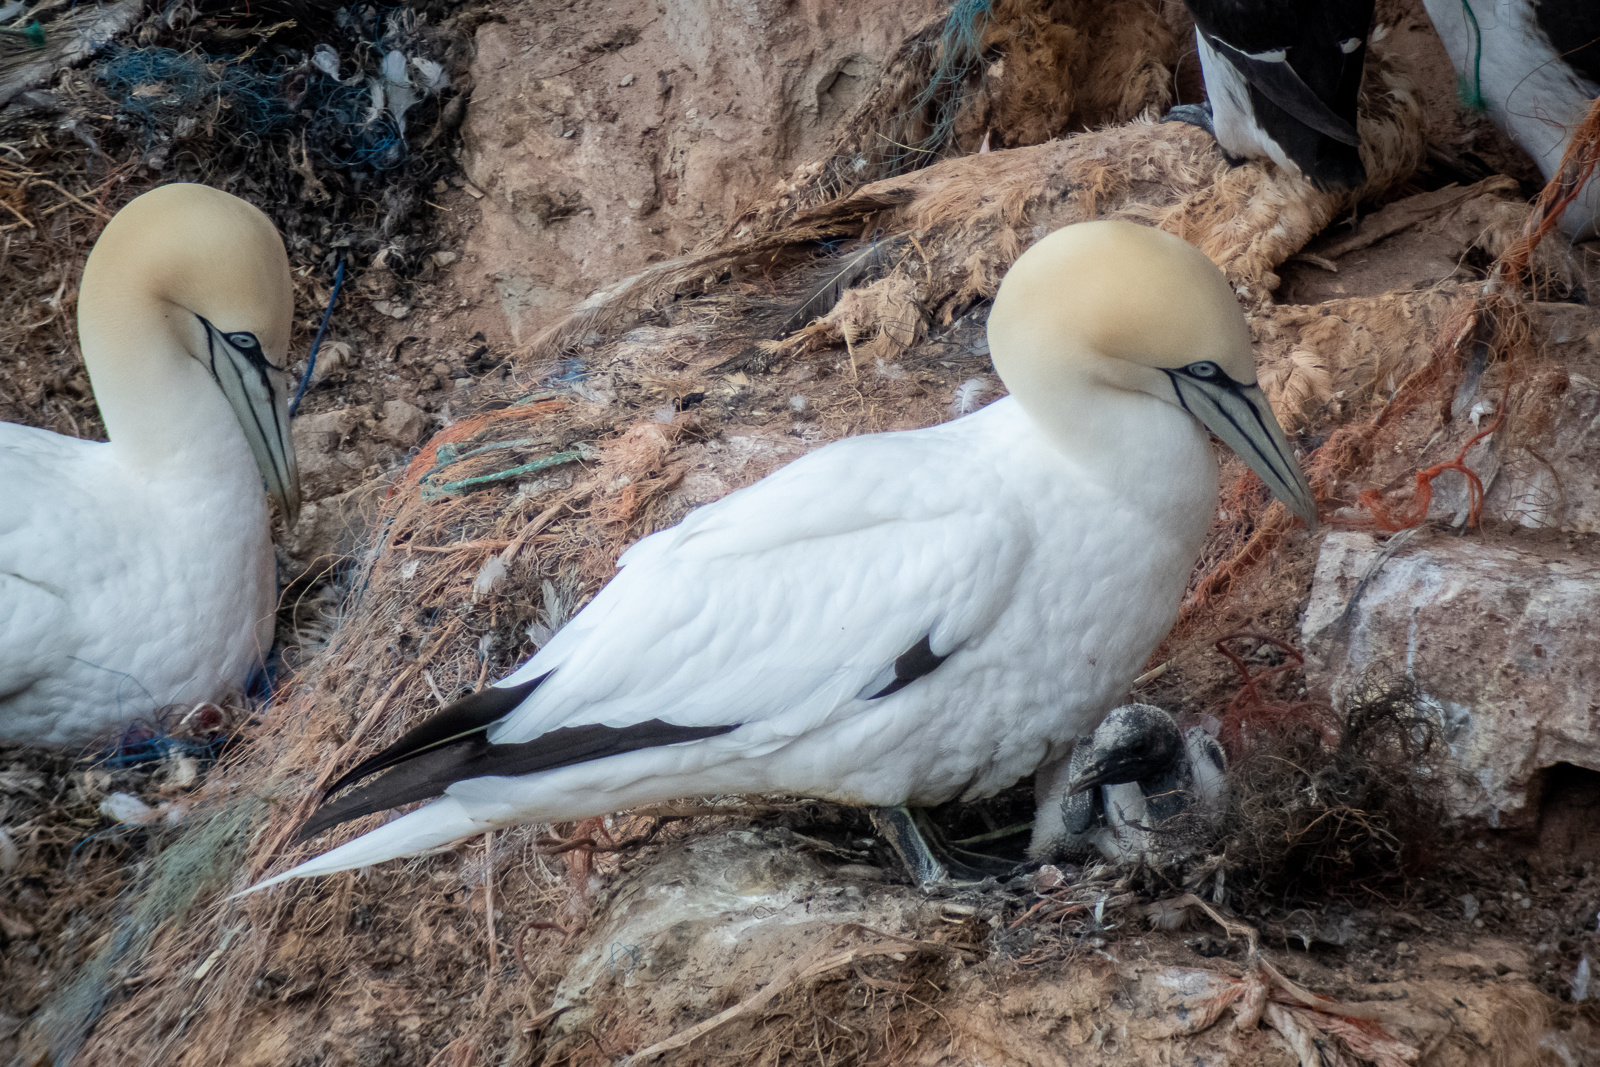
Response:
[1223,676,1450,904]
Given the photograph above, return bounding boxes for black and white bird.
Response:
[1168,0,1377,191]
[244,221,1314,894]
[1029,704,1229,865]
[1423,0,1600,237]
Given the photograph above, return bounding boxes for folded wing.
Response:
[305,420,1033,835]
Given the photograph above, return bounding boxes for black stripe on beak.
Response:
[198,316,290,493]
[1165,368,1297,491]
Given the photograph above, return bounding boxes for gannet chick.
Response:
[1422,0,1600,237]
[1030,704,1229,865]
[1167,0,1375,190]
[0,184,299,746]
[250,219,1314,893]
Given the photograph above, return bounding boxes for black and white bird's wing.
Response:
[297,422,1033,845]
[1193,26,1361,146]
[1187,0,1375,189]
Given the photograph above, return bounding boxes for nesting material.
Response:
[536,54,1422,359]
[736,0,1189,219]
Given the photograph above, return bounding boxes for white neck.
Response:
[78,300,259,489]
[1005,353,1221,532]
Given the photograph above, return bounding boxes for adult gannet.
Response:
[0,184,299,746]
[1029,703,1229,865]
[1168,0,1375,190]
[253,219,1314,892]
[1422,0,1600,237]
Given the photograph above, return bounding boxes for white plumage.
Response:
[255,220,1316,891]
[0,185,298,746]
[1424,0,1600,237]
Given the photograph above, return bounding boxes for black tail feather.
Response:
[321,676,547,799]
[299,703,739,842]
[299,743,483,841]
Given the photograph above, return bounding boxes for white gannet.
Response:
[1167,0,1375,190]
[253,219,1314,892]
[0,184,299,746]
[1029,703,1229,865]
[1422,0,1600,237]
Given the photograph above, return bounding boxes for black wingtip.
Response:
[299,712,742,842]
[295,798,361,843]
[322,676,547,799]
[299,742,479,841]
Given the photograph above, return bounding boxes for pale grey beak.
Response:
[200,320,301,522]
[1168,373,1317,526]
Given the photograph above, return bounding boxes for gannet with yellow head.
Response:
[0,183,298,746]
[250,219,1313,891]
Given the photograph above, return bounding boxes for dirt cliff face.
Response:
[457,0,948,343]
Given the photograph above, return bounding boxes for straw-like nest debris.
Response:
[724,0,1190,221]
[1221,677,1449,904]
[0,699,251,1049]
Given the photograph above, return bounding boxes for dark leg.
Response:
[1162,102,1216,136]
[871,806,1024,886]
[1161,103,1250,167]
[870,806,948,886]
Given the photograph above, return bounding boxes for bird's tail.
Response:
[235,797,485,897]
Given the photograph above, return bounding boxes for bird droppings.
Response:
[5,0,1600,1062]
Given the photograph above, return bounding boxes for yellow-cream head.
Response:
[986,220,1316,525]
[78,183,300,519]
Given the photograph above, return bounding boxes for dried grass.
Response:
[722,0,1188,229]
[0,147,127,439]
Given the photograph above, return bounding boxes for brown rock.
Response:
[290,405,377,499]
[378,399,428,447]
[457,0,946,343]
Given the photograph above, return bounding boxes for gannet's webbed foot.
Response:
[871,806,947,886]
[1160,104,1248,167]
[1162,102,1215,136]
[870,806,1019,886]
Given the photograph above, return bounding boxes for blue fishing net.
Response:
[96,45,407,170]
[884,0,993,172]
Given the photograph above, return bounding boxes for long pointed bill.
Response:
[201,322,301,522]
[1067,752,1163,797]
[1170,375,1317,526]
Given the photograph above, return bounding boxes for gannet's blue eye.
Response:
[1185,361,1221,379]
[227,332,259,350]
